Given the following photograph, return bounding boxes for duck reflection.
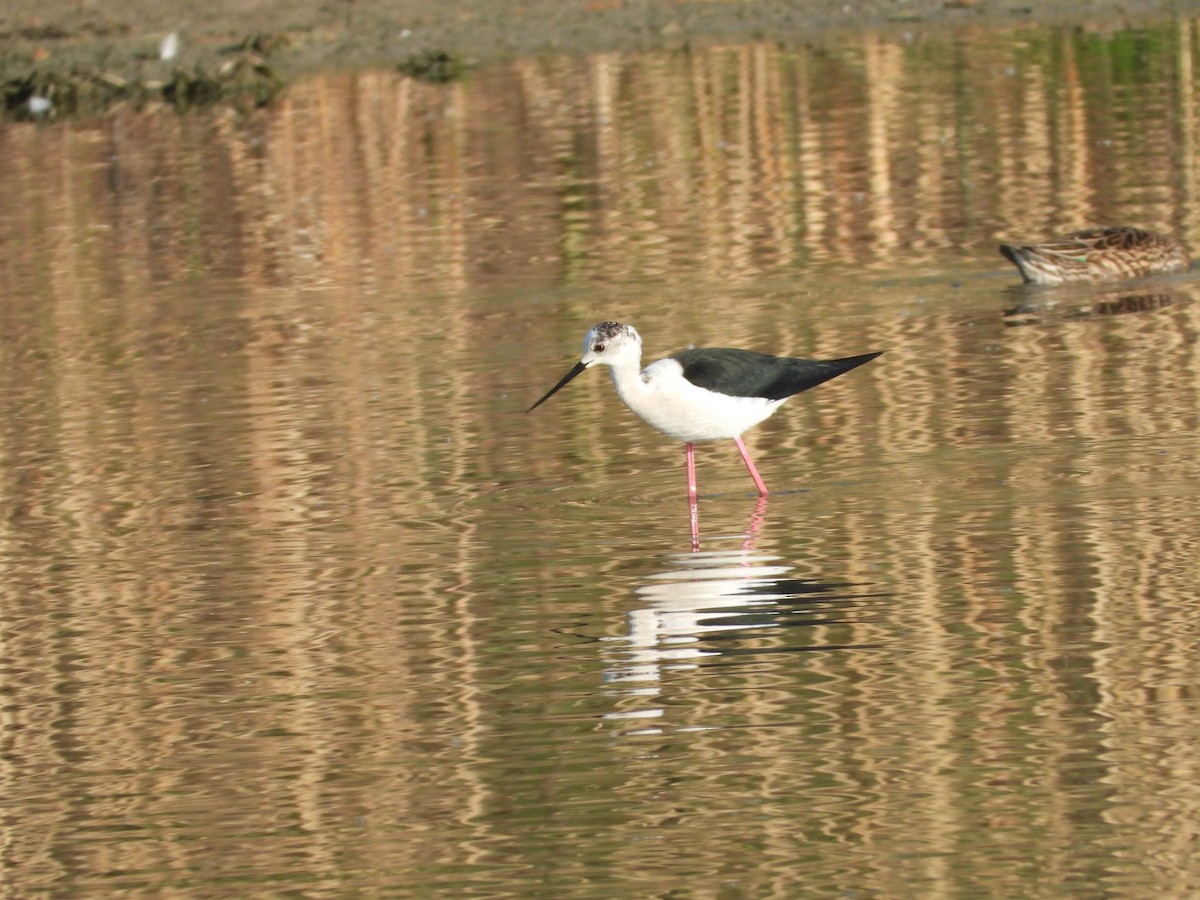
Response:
[1003,284,1184,326]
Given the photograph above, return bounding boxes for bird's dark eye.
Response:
[593,343,606,352]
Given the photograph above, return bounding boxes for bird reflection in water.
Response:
[601,498,888,735]
[1004,289,1181,326]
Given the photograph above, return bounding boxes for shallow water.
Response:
[3,19,1200,898]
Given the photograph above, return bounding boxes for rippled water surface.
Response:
[4,18,1200,898]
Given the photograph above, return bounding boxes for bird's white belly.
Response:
[612,361,784,442]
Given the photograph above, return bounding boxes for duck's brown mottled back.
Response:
[999,226,1189,285]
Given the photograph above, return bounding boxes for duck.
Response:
[999,226,1189,285]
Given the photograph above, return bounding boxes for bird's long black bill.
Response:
[528,361,589,412]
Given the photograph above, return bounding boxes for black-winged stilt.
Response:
[529,322,882,541]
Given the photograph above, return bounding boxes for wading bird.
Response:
[529,322,882,543]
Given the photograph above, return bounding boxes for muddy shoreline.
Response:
[4,0,1200,117]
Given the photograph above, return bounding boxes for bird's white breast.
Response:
[611,358,785,442]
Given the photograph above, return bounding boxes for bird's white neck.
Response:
[606,354,646,408]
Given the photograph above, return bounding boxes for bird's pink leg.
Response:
[685,442,698,503]
[734,436,769,496]
[685,442,700,550]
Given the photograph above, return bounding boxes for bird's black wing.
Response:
[673,348,882,400]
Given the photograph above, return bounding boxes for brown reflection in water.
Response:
[6,27,1200,294]
[2,20,1200,895]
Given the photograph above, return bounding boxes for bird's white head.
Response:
[528,321,642,412]
[580,321,642,369]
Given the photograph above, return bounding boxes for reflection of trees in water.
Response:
[9,23,1200,293]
